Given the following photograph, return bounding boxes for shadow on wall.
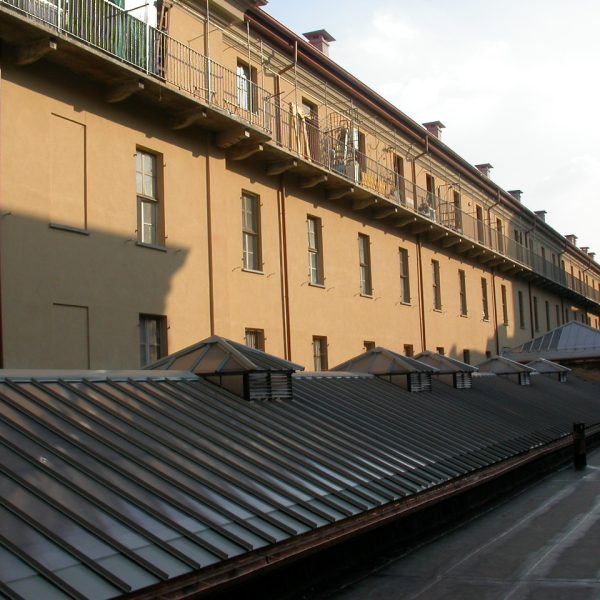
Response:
[0,213,190,369]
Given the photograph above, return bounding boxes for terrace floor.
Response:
[326,448,600,600]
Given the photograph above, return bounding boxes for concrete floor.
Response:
[327,449,600,600]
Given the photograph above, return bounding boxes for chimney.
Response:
[303,29,336,56]
[422,121,445,140]
[534,210,547,222]
[589,252,596,261]
[475,163,493,178]
[580,246,589,254]
[508,189,523,202]
[565,234,578,245]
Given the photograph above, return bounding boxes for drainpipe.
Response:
[416,235,426,352]
[277,175,291,360]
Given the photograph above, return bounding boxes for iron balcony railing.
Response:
[2,0,599,306]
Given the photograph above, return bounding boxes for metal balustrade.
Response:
[2,0,598,306]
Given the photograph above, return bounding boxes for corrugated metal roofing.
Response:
[146,336,304,373]
[1,368,600,599]
[331,347,438,374]
[505,321,600,361]
[414,351,478,374]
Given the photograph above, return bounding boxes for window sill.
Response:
[360,293,373,299]
[433,308,443,313]
[460,313,469,318]
[136,241,167,252]
[400,301,412,307]
[242,268,264,275]
[309,282,326,289]
[49,223,89,236]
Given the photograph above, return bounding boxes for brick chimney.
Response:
[422,121,445,140]
[508,190,523,202]
[475,163,493,177]
[303,30,336,56]
[565,234,578,245]
[534,210,546,222]
[580,246,589,254]
[589,252,596,261]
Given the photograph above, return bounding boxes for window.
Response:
[541,247,547,275]
[432,260,442,310]
[533,296,539,332]
[485,350,492,358]
[496,218,504,254]
[302,99,320,161]
[393,154,406,203]
[399,247,411,303]
[364,340,375,352]
[481,278,489,321]
[236,60,257,112]
[242,191,261,271]
[358,234,372,295]
[245,328,265,351]
[458,269,467,316]
[518,290,525,329]
[425,174,436,212]
[139,314,167,366]
[501,285,508,324]
[312,336,328,370]
[436,347,445,355]
[556,304,561,327]
[136,150,162,245]
[545,300,550,331]
[404,344,414,357]
[565,307,570,322]
[476,205,485,244]
[453,191,462,231]
[307,216,324,285]
[515,229,524,262]
[463,349,471,365]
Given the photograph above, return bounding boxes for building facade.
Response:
[0,0,599,370]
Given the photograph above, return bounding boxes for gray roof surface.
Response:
[331,347,438,374]
[475,355,536,375]
[414,351,478,374]
[1,368,600,599]
[146,335,304,373]
[505,321,600,361]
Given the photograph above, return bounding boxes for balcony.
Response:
[1,0,599,310]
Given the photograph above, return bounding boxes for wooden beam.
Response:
[172,108,207,130]
[327,187,354,201]
[105,79,145,103]
[428,230,448,242]
[216,127,250,149]
[487,258,505,268]
[442,236,462,248]
[16,38,57,66]
[300,174,328,189]
[266,159,297,176]
[374,206,398,219]
[455,243,475,254]
[411,223,433,235]
[393,216,417,229]
[228,143,264,161]
[467,247,485,259]
[353,196,378,210]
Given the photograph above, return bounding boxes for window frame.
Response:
[245,328,265,351]
[242,191,262,272]
[432,259,442,310]
[307,216,324,286]
[236,59,258,113]
[518,290,526,329]
[399,247,411,304]
[501,284,509,325]
[481,277,490,321]
[136,149,163,246]
[458,269,468,316]
[139,314,167,367]
[358,233,373,296]
[312,336,328,371]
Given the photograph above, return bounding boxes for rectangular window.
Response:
[541,247,547,275]
[358,234,372,295]
[425,174,436,213]
[312,336,328,371]
[545,300,550,331]
[501,285,508,324]
[399,247,411,303]
[139,314,167,367]
[432,260,442,310]
[481,278,490,321]
[458,269,467,316]
[565,307,570,322]
[463,349,471,365]
[236,60,257,112]
[393,154,406,203]
[364,340,375,352]
[533,296,539,332]
[453,191,462,231]
[307,216,324,285]
[476,205,485,244]
[556,304,561,327]
[136,150,162,245]
[245,328,265,351]
[404,344,414,357]
[302,98,320,161]
[436,346,445,355]
[518,290,525,329]
[496,218,504,254]
[242,191,261,271]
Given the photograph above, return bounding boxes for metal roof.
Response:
[1,369,600,599]
[146,335,304,373]
[505,321,600,361]
[331,347,438,374]
[475,355,536,375]
[526,358,571,374]
[414,351,478,374]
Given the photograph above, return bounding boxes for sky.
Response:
[263,0,600,254]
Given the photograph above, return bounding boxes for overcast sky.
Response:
[263,0,600,254]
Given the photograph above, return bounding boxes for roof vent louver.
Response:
[518,372,531,386]
[475,355,535,386]
[408,372,432,392]
[146,335,303,401]
[454,372,473,389]
[414,351,477,390]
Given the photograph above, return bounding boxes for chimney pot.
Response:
[534,210,547,222]
[565,234,578,245]
[589,252,596,261]
[475,163,493,178]
[508,190,523,202]
[422,121,446,140]
[303,29,335,56]
[580,246,589,253]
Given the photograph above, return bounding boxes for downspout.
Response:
[416,235,426,352]
[491,271,500,355]
[278,175,291,360]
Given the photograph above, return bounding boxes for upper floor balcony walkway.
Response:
[1,0,598,310]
